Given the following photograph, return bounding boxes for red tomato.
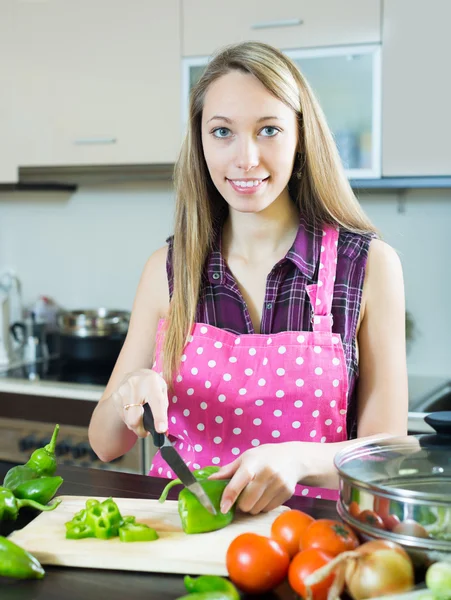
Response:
[349,501,361,519]
[271,509,316,558]
[358,509,386,530]
[300,519,360,557]
[373,496,391,518]
[382,513,401,531]
[288,548,336,600]
[226,532,290,594]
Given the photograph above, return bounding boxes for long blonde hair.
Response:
[162,41,376,384]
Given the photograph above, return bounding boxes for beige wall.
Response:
[0,184,450,378]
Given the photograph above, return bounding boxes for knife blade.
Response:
[142,403,217,515]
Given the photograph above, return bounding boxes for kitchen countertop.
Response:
[0,463,338,600]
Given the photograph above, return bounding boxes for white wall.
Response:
[0,184,450,377]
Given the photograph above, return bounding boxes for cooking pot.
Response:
[335,411,451,568]
[57,308,130,362]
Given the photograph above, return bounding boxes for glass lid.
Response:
[334,412,451,502]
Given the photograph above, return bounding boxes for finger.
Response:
[235,477,266,514]
[220,464,255,514]
[207,459,239,480]
[250,485,292,515]
[261,490,293,512]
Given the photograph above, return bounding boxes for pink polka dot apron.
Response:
[150,225,348,501]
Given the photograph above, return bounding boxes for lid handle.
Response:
[424,411,451,435]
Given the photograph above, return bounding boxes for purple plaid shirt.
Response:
[166,218,373,439]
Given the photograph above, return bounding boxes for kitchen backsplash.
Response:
[0,184,450,378]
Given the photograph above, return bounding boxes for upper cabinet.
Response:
[182,0,381,57]
[0,2,19,183]
[382,0,451,176]
[14,1,181,168]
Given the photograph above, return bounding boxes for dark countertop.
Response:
[0,463,339,600]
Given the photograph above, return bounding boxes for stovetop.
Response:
[0,356,112,386]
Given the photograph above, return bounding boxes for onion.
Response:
[425,561,451,598]
[304,540,414,600]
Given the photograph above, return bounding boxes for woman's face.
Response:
[201,70,299,214]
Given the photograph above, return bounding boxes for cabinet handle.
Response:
[73,137,117,145]
[251,18,303,30]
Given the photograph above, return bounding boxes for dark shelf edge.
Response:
[0,182,77,192]
[350,176,451,191]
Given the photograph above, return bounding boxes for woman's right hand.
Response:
[111,368,169,439]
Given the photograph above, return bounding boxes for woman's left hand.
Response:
[207,442,303,515]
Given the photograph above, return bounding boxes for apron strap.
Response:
[306,225,339,333]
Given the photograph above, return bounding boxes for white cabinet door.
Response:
[382,0,451,176]
[0,2,19,183]
[183,0,381,56]
[14,1,181,167]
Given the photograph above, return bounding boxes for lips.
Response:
[227,176,269,194]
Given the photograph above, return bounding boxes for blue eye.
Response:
[261,126,279,137]
[212,127,231,138]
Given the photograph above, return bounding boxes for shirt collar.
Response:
[206,215,321,284]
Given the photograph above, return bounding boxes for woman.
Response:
[88,41,408,515]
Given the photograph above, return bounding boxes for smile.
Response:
[227,177,269,194]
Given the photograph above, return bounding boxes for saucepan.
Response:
[56,308,130,362]
[334,411,451,568]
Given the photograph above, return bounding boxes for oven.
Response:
[0,357,157,474]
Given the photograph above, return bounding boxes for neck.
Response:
[222,191,300,263]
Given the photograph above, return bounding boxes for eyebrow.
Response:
[206,115,283,124]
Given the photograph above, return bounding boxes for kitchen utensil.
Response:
[56,308,130,362]
[143,403,217,515]
[8,495,287,575]
[335,411,451,568]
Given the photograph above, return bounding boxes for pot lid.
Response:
[335,412,451,503]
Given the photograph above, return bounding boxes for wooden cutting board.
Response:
[8,495,288,575]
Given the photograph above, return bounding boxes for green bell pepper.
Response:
[0,486,60,521]
[3,464,39,491]
[118,521,159,542]
[25,424,60,476]
[158,466,220,503]
[0,535,45,580]
[175,575,240,600]
[179,479,235,534]
[13,476,63,506]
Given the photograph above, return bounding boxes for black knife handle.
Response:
[142,403,165,447]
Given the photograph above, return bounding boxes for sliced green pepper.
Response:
[179,479,234,534]
[183,575,240,599]
[0,535,45,579]
[0,486,60,520]
[118,522,159,542]
[25,424,60,476]
[176,593,238,600]
[158,466,220,503]
[13,476,63,505]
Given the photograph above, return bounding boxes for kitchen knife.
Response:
[142,403,217,515]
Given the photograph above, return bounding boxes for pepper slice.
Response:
[118,522,159,542]
[13,476,63,505]
[0,486,60,520]
[179,480,235,534]
[0,535,45,580]
[158,466,220,503]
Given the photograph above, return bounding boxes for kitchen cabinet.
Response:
[184,44,382,178]
[182,0,382,57]
[382,0,451,176]
[13,1,181,168]
[0,2,19,183]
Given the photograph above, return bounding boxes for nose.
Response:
[234,137,259,171]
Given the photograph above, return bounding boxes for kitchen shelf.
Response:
[1,166,450,193]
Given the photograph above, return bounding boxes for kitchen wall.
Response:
[0,185,450,378]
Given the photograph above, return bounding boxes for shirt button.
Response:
[212,272,220,280]
[266,302,273,310]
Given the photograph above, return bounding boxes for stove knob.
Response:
[18,434,38,453]
[72,442,90,460]
[56,439,72,457]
